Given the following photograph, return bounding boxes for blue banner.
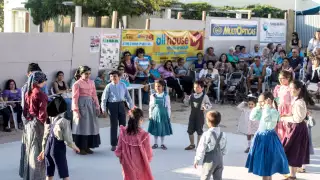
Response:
[211,24,257,37]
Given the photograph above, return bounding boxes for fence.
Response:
[296,15,320,48]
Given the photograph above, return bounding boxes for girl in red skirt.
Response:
[273,70,293,142]
[281,80,314,180]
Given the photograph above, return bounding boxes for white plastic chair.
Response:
[212,74,221,102]
[248,67,272,93]
[50,87,55,95]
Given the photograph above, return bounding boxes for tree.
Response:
[24,0,72,26]
[181,2,213,20]
[0,0,4,32]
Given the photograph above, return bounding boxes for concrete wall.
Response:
[128,13,162,29]
[72,27,122,78]
[150,18,205,31]
[204,17,260,57]
[0,33,73,89]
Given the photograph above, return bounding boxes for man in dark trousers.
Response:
[101,70,133,151]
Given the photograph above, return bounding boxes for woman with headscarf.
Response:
[72,66,101,155]
[19,71,48,180]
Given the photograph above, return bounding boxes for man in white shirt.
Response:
[250,44,262,57]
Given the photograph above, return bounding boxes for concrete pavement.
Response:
[0,123,319,180]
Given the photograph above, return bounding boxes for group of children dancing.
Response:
[37,67,315,180]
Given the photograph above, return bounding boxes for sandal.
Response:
[184,144,196,150]
[161,144,167,150]
[283,176,297,180]
[152,144,158,149]
[244,147,250,153]
[297,168,306,173]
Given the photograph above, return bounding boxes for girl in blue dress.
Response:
[246,92,289,180]
[148,80,173,150]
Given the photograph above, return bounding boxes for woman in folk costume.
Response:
[273,70,293,142]
[72,66,101,155]
[281,80,313,180]
[19,71,48,180]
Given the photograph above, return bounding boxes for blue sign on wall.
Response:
[211,24,257,37]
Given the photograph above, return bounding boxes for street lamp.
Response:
[62,1,82,27]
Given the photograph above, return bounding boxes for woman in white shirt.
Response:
[307,29,320,56]
[281,80,314,180]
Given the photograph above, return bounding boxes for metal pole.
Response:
[75,6,82,27]
[294,0,297,31]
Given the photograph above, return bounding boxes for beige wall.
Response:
[150,18,205,31]
[0,33,73,89]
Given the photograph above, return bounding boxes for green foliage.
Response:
[181,2,213,20]
[25,0,72,25]
[0,0,3,31]
[246,5,285,19]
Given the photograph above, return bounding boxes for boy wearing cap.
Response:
[101,70,134,151]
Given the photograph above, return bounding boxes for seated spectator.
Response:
[2,79,23,129]
[290,32,302,49]
[287,48,304,58]
[133,48,150,104]
[70,69,80,88]
[158,60,184,99]
[149,60,161,83]
[0,95,12,132]
[215,53,233,88]
[306,56,320,83]
[273,50,287,72]
[204,47,218,65]
[250,44,262,57]
[261,47,269,63]
[238,46,253,64]
[118,65,130,87]
[190,52,206,72]
[53,71,72,120]
[95,70,109,90]
[272,44,283,61]
[234,45,241,57]
[264,43,275,67]
[289,47,303,79]
[120,51,136,83]
[307,29,320,56]
[174,58,193,95]
[247,56,266,94]
[281,58,295,79]
[227,46,239,69]
[200,61,219,90]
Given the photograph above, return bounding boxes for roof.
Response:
[297,6,320,15]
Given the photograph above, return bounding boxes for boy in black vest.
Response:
[184,80,212,150]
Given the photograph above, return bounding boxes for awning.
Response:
[297,6,320,15]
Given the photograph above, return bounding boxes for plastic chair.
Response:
[7,104,18,130]
[50,87,55,95]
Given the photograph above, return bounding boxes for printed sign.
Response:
[90,35,100,53]
[260,19,287,44]
[99,34,120,69]
[209,19,258,40]
[121,30,204,63]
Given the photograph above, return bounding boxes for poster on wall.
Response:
[90,35,100,53]
[99,34,120,69]
[121,30,204,63]
[209,19,258,41]
[260,19,286,44]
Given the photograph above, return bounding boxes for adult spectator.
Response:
[118,65,130,87]
[288,48,304,58]
[158,60,184,99]
[70,69,80,88]
[190,52,206,72]
[215,53,233,85]
[247,56,266,94]
[250,44,262,57]
[0,93,12,132]
[234,45,241,57]
[149,60,161,83]
[227,46,239,69]
[291,32,302,49]
[20,71,48,180]
[204,47,218,65]
[239,46,253,64]
[272,44,283,62]
[53,71,72,120]
[174,58,193,95]
[94,70,109,90]
[3,79,23,129]
[307,29,320,56]
[120,51,136,83]
[264,43,275,67]
[306,56,320,83]
[289,47,304,79]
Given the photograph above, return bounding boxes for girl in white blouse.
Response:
[281,80,314,180]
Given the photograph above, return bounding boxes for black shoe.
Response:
[3,127,11,132]
[86,148,94,154]
[111,146,117,151]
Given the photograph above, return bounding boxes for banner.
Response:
[121,30,203,63]
[89,35,100,53]
[260,19,287,44]
[209,19,258,41]
[99,34,120,69]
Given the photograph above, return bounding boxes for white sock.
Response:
[154,136,158,144]
[248,140,251,147]
[161,137,165,145]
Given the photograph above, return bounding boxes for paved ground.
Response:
[0,123,319,180]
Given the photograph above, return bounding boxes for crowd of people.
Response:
[0,29,319,180]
